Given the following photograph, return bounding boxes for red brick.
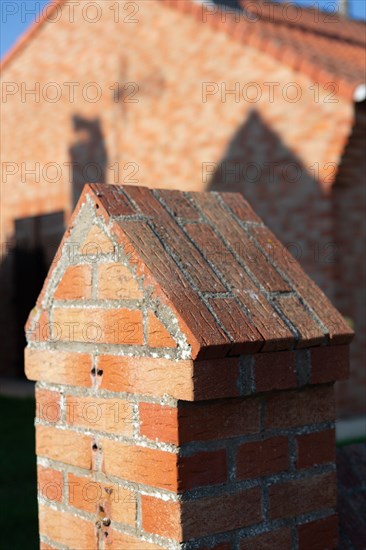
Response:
[99,355,194,400]
[298,515,339,550]
[236,436,289,480]
[178,449,227,490]
[142,488,262,540]
[101,438,178,490]
[36,425,92,469]
[101,355,239,401]
[123,185,227,294]
[178,397,260,443]
[250,226,354,346]
[38,504,96,548]
[192,358,241,400]
[141,497,181,540]
[66,395,134,435]
[154,189,200,221]
[240,528,292,549]
[254,351,297,392]
[265,385,335,429]
[53,307,143,345]
[184,221,293,351]
[220,192,262,223]
[269,472,337,519]
[140,397,260,445]
[81,224,115,255]
[139,403,179,444]
[37,466,63,503]
[274,294,325,347]
[107,529,161,549]
[25,308,50,342]
[67,473,136,526]
[189,192,290,293]
[208,297,263,354]
[40,543,57,550]
[296,429,336,469]
[36,388,61,423]
[116,219,229,358]
[25,349,92,386]
[89,183,136,217]
[311,345,349,384]
[54,265,92,300]
[97,263,143,300]
[147,311,176,348]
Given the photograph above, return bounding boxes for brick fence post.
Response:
[25,183,353,549]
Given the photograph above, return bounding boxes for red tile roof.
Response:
[165,0,366,101]
[87,183,353,358]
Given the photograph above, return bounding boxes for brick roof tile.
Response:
[87,183,354,357]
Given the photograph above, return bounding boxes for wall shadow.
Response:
[0,212,65,377]
[69,115,108,208]
[207,109,332,288]
[208,108,365,416]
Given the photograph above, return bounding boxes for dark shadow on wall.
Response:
[332,101,366,417]
[69,115,108,208]
[0,212,65,377]
[207,108,365,417]
[207,110,334,287]
[211,0,243,9]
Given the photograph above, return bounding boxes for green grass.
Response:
[0,396,38,549]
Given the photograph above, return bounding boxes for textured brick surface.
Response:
[147,311,176,348]
[66,395,134,435]
[25,349,92,387]
[236,436,289,480]
[296,429,336,469]
[142,488,262,540]
[337,443,366,550]
[297,515,339,550]
[67,473,136,526]
[101,439,178,491]
[36,388,61,423]
[311,344,350,384]
[39,505,96,548]
[37,466,63,503]
[97,263,143,300]
[253,351,296,392]
[54,265,92,300]
[81,225,115,255]
[239,528,292,549]
[36,425,92,469]
[269,472,337,519]
[264,385,335,429]
[53,307,143,345]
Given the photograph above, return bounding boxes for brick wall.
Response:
[1,0,363,418]
[25,184,352,548]
[332,103,366,417]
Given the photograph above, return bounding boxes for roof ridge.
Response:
[240,0,366,48]
[163,0,365,101]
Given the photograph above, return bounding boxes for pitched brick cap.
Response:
[75,183,353,359]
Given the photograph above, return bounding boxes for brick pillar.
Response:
[25,183,353,550]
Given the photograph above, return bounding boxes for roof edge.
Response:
[162,0,362,103]
[0,0,67,72]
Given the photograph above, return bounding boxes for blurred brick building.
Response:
[1,0,365,419]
